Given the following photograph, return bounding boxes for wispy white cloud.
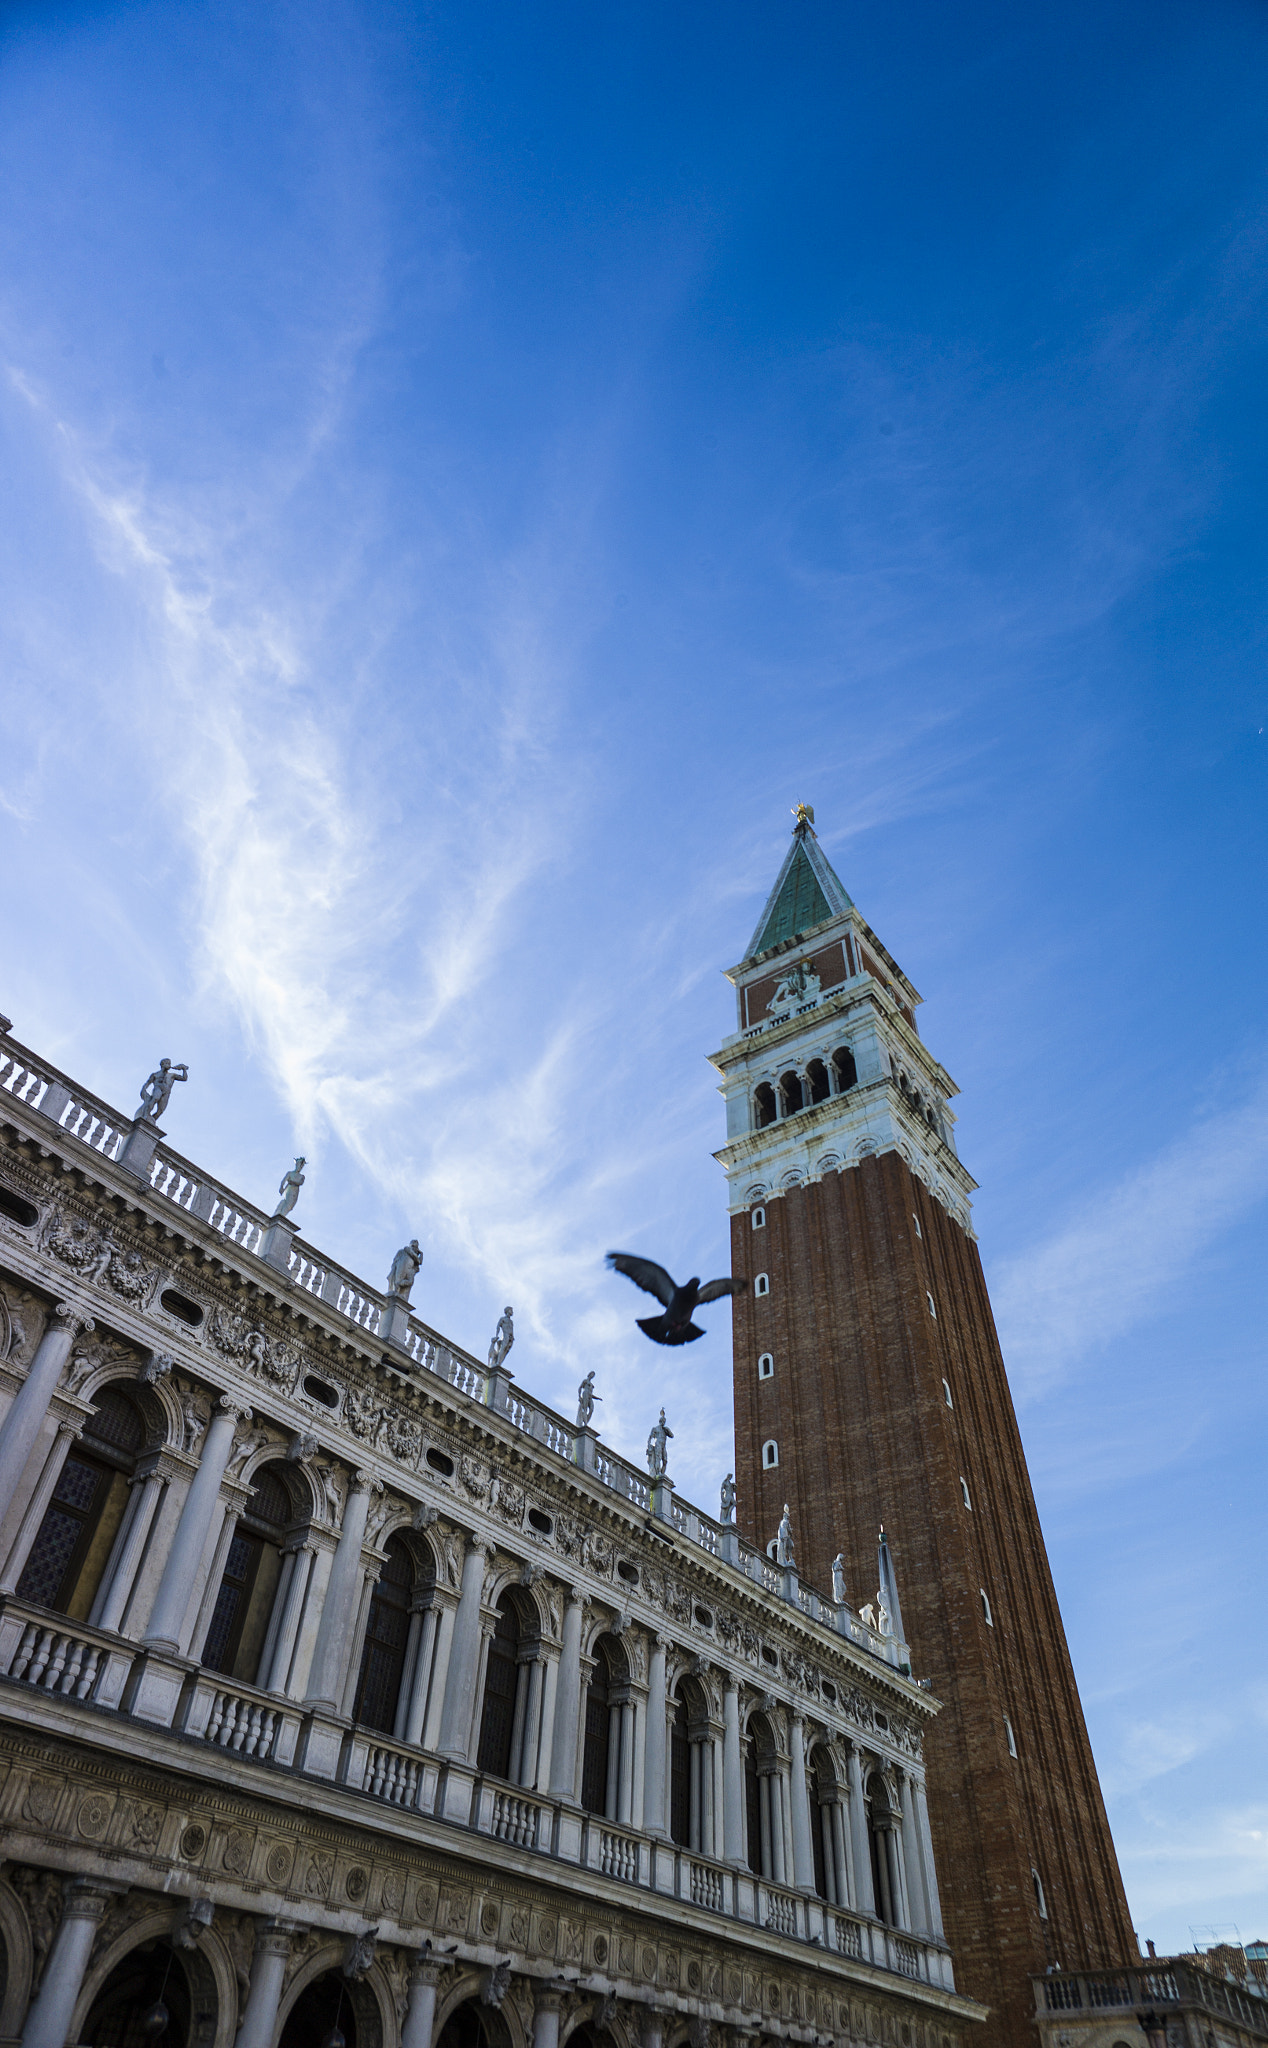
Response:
[991,1068,1268,1399]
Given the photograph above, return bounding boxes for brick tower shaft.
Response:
[710,810,1136,2047]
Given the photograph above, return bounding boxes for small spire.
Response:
[791,801,817,838]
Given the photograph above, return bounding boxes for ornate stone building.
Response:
[0,1023,984,2047]
[710,811,1137,2048]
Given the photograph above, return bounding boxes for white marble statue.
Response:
[832,1552,848,1605]
[136,1058,189,1123]
[488,1306,514,1371]
[646,1407,673,1480]
[576,1370,600,1428]
[776,1502,795,1568]
[720,1472,736,1524]
[272,1156,305,1220]
[387,1239,423,1301]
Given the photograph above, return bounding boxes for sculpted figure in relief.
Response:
[137,1058,189,1123]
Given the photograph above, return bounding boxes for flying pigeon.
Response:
[605,1252,742,1345]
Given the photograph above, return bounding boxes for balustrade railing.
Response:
[489,1790,541,1846]
[5,1621,104,1699]
[600,1828,641,1882]
[364,1741,425,1809]
[833,1915,864,1958]
[204,1688,280,1758]
[690,1860,725,1911]
[763,1886,800,1937]
[0,1034,912,1675]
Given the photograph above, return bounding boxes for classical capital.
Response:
[252,1918,296,1958]
[218,1394,252,1423]
[52,1303,94,1339]
[534,1982,568,2016]
[467,1533,496,1560]
[61,1877,125,1921]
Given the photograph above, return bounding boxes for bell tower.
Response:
[710,808,1135,2048]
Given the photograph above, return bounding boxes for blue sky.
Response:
[2,0,1266,1953]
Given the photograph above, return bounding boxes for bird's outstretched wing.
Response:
[606,1252,676,1306]
[696,1277,741,1304]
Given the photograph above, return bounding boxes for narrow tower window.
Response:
[926,1291,937,1318]
[1005,1717,1017,1758]
[942,1378,953,1407]
[751,1206,766,1230]
[831,1046,857,1092]
[960,1477,972,1510]
[913,1213,922,1238]
[754,1083,777,1129]
[762,1440,779,1469]
[1031,1868,1048,1920]
[754,1273,769,1297]
[980,1589,993,1626]
[757,1353,774,1381]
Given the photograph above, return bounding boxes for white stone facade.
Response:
[0,1030,984,2048]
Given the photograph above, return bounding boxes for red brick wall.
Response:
[731,1152,1135,2047]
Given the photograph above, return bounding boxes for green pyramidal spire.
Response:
[745,805,854,961]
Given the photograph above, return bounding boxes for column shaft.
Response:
[422,1600,457,1752]
[306,1477,373,1705]
[185,1504,240,1662]
[1,1421,80,1595]
[401,1605,437,1746]
[402,1964,445,2048]
[546,1591,585,1799]
[722,1680,744,1864]
[847,1746,876,1915]
[20,1881,113,2048]
[145,1402,244,1650]
[436,1538,491,1759]
[235,1921,293,2048]
[92,1468,164,1632]
[643,1636,667,1835]
[0,1306,89,1511]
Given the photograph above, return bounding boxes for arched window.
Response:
[82,1940,191,2047]
[980,1588,993,1626]
[779,1070,803,1117]
[669,1693,690,1845]
[942,1377,953,1407]
[750,1205,766,1229]
[201,1463,293,1684]
[435,2002,499,2048]
[832,1045,858,1093]
[1032,1867,1048,1920]
[476,1593,521,1781]
[866,1773,902,1927]
[353,1535,413,1733]
[17,1384,144,1619]
[281,1967,369,2048]
[927,1291,937,1318]
[581,1641,612,1814]
[806,1058,830,1105]
[754,1083,777,1129]
[757,1352,774,1380]
[754,1273,769,1297]
[762,1439,779,1468]
[960,1477,972,1510]
[746,1711,779,1879]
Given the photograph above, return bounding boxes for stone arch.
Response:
[69,1905,234,2048]
[235,1446,319,1525]
[561,2013,630,2048]
[434,1976,526,2048]
[486,1568,549,1641]
[275,1939,392,2048]
[0,1874,33,2037]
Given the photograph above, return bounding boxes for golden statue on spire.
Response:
[791,801,816,836]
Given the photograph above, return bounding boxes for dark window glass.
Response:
[812,1787,828,1898]
[353,1539,412,1733]
[476,1601,519,1779]
[247,1468,290,1529]
[85,1388,143,1453]
[201,1531,261,1675]
[744,1747,762,1874]
[580,1654,611,1815]
[16,1454,109,1611]
[669,1697,690,1845]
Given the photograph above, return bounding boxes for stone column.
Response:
[830,1797,852,1909]
[0,1305,91,1511]
[532,1983,565,2048]
[401,1954,451,2048]
[20,1878,120,2048]
[436,1535,493,1760]
[235,1919,294,2048]
[262,1544,315,1695]
[400,1602,439,1746]
[282,1532,334,1699]
[722,1677,744,1865]
[900,1773,926,1932]
[0,1419,81,1595]
[340,1563,381,1717]
[144,1398,248,1651]
[642,1633,668,1835]
[421,1596,458,1752]
[518,1655,546,1788]
[846,1744,876,1915]
[90,1466,166,1632]
[912,1774,945,1938]
[305,1473,375,1706]
[186,1505,243,1661]
[788,1712,815,1890]
[535,1645,560,1791]
[547,1588,587,1799]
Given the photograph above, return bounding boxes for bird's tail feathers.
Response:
[637,1315,704,1346]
